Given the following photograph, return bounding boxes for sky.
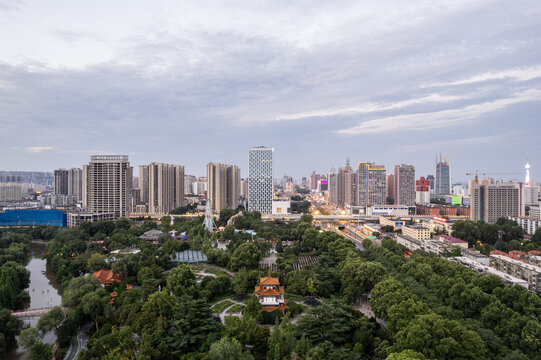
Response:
[1,0,540,183]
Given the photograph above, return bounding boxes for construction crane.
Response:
[466,171,521,184]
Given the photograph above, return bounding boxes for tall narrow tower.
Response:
[525,153,531,186]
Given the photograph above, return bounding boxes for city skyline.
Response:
[1,1,541,180]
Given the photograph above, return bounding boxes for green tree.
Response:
[166,264,197,297]
[229,243,262,271]
[18,327,41,350]
[206,337,254,360]
[394,313,488,360]
[243,295,262,320]
[167,296,223,356]
[386,349,427,360]
[87,253,107,271]
[340,258,386,302]
[37,306,65,336]
[62,275,100,308]
[30,342,52,360]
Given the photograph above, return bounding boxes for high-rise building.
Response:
[328,168,338,204]
[311,171,321,191]
[426,174,435,194]
[68,168,83,201]
[184,175,197,195]
[394,164,416,206]
[0,184,22,201]
[248,146,274,214]
[435,157,451,196]
[357,162,387,207]
[83,155,132,219]
[143,163,185,214]
[207,162,241,213]
[139,165,150,205]
[54,169,69,195]
[471,183,520,224]
[387,174,395,203]
[337,164,356,207]
[416,176,431,204]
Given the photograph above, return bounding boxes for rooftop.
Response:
[171,250,208,263]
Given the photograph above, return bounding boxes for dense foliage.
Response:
[2,213,540,359]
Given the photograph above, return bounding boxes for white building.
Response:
[83,155,132,219]
[272,200,291,215]
[248,147,274,214]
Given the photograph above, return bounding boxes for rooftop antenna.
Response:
[346,157,350,167]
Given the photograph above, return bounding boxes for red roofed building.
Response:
[92,269,122,286]
[254,276,288,312]
[490,250,524,262]
[509,250,526,258]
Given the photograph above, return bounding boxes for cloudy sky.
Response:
[1,0,540,182]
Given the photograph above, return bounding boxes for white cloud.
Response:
[24,146,53,153]
[274,94,463,122]
[425,66,541,87]
[335,89,541,135]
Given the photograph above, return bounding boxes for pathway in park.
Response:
[212,298,245,324]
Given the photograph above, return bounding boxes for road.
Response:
[64,323,90,360]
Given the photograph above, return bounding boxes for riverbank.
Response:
[6,242,62,360]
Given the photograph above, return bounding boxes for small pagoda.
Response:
[254,275,288,312]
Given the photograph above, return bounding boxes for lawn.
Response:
[226,304,244,314]
[211,300,234,313]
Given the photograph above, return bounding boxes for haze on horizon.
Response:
[1,0,540,182]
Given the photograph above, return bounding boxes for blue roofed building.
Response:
[0,209,67,227]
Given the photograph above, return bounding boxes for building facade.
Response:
[357,162,387,207]
[435,157,451,196]
[248,147,274,214]
[394,164,415,206]
[54,169,69,195]
[207,162,240,213]
[416,176,431,204]
[144,163,185,214]
[83,155,132,219]
[471,183,520,224]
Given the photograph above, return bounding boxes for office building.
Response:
[426,174,435,195]
[328,168,338,204]
[248,146,274,214]
[357,162,387,207]
[138,165,150,205]
[337,163,356,208]
[83,155,132,219]
[140,163,185,214]
[435,157,451,196]
[68,168,83,201]
[470,183,520,224]
[311,171,321,191]
[387,174,394,203]
[207,162,240,213]
[54,169,69,195]
[402,225,431,240]
[394,164,415,206]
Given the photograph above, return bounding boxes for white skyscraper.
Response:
[83,155,132,219]
[248,146,274,214]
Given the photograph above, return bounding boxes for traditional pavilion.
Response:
[254,275,288,312]
[92,269,121,286]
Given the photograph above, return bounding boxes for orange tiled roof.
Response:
[92,269,121,285]
[259,276,280,285]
